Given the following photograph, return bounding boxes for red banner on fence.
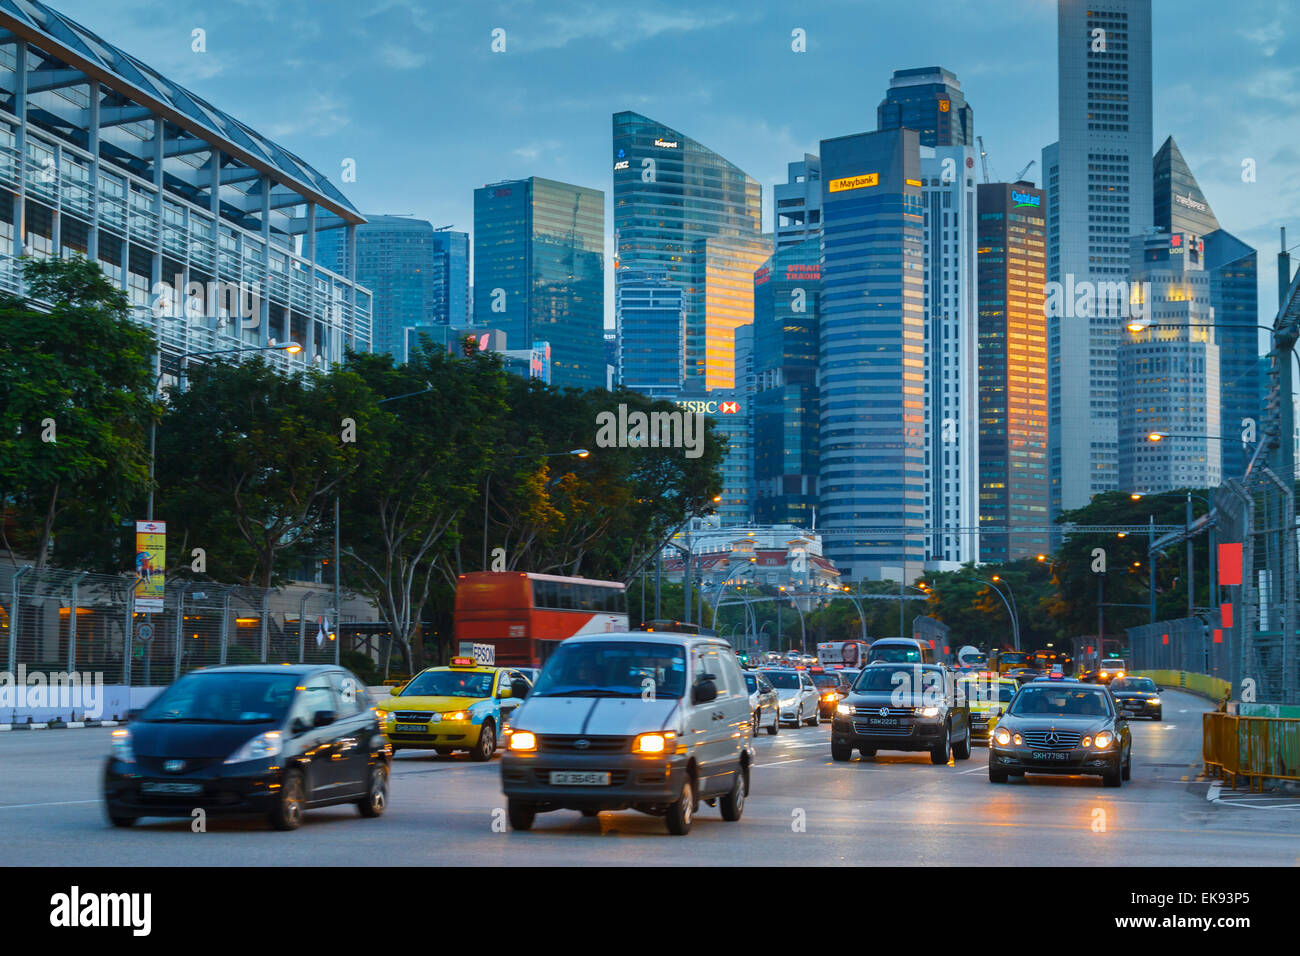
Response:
[1220,602,1233,628]
[1218,543,1243,586]
[1213,629,1223,644]
[1162,634,1169,645]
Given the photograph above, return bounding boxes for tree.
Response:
[155,357,377,589]
[0,257,154,569]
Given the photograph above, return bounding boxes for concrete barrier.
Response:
[1132,669,1229,704]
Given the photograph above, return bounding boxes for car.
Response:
[988,680,1131,787]
[1005,667,1041,685]
[103,664,390,831]
[831,662,972,763]
[501,631,754,835]
[374,659,531,760]
[744,670,780,735]
[866,637,935,665]
[1109,676,1162,720]
[1095,659,1129,685]
[764,668,822,726]
[957,672,1020,742]
[810,671,847,719]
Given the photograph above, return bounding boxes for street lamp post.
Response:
[979,577,1020,651]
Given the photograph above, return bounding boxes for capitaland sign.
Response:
[829,173,879,192]
[1011,190,1041,208]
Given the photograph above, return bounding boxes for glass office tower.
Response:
[817,128,927,581]
[473,177,605,390]
[616,273,684,398]
[612,111,763,390]
[877,66,974,148]
[977,182,1049,562]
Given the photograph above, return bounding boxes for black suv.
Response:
[1109,677,1163,720]
[831,663,972,764]
[103,664,391,830]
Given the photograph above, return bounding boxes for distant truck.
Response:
[816,640,869,668]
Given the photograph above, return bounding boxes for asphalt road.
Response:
[1,689,1296,866]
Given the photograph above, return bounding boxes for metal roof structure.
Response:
[0,0,362,224]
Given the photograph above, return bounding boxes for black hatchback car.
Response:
[988,679,1131,787]
[831,662,972,764]
[103,665,391,830]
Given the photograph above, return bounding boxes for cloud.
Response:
[262,93,351,139]
[379,44,429,70]
[1239,19,1285,56]
[520,3,738,52]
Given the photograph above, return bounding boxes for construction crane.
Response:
[1013,159,1036,183]
[976,135,991,183]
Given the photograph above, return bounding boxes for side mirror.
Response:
[692,678,718,705]
[312,709,336,728]
[511,679,529,699]
[290,717,309,735]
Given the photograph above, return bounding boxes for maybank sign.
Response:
[1011,190,1041,208]
[829,173,879,193]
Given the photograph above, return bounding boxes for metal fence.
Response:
[1128,612,1230,681]
[1,565,360,686]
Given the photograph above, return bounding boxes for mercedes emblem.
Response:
[574,739,590,750]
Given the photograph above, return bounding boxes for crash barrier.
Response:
[1132,669,1230,704]
[1202,711,1300,791]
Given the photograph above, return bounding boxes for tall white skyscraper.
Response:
[1043,0,1153,514]
[919,145,979,566]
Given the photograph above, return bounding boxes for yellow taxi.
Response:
[375,658,531,761]
[957,672,1021,743]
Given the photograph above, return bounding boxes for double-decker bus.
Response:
[453,571,629,668]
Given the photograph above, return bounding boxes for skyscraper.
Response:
[817,128,926,581]
[977,182,1049,562]
[617,274,684,399]
[753,238,820,527]
[877,67,974,148]
[612,111,763,389]
[431,228,470,329]
[472,177,605,390]
[774,154,822,249]
[1043,0,1154,513]
[316,215,453,360]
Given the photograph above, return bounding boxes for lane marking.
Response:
[756,758,810,768]
[0,799,100,811]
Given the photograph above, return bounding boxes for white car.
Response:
[744,670,780,736]
[763,668,821,726]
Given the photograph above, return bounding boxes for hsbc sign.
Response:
[675,400,741,415]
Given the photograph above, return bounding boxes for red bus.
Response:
[454,571,629,668]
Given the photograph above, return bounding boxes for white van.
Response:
[500,631,754,835]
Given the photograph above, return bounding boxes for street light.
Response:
[979,577,1020,651]
[483,448,590,569]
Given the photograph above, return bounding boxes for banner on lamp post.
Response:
[133,520,166,613]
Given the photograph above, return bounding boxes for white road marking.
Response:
[756,758,810,768]
[0,799,100,811]
[958,766,987,774]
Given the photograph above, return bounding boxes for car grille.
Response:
[1020,730,1083,749]
[853,722,913,737]
[855,706,916,717]
[136,755,224,774]
[393,711,433,722]
[537,735,630,754]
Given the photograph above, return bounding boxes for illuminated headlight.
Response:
[508,731,537,752]
[224,730,283,764]
[1100,671,1109,679]
[111,728,134,764]
[836,702,856,716]
[1093,731,1114,750]
[374,708,390,721]
[1149,696,1161,705]
[444,711,470,722]
[632,731,676,754]
[779,698,797,708]
[920,706,940,718]
[993,728,1012,746]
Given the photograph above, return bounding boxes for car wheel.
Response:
[107,811,137,828]
[809,707,820,727]
[1122,750,1132,781]
[665,777,694,835]
[989,765,1008,783]
[952,730,972,761]
[752,710,759,736]
[720,770,745,821]
[508,798,536,831]
[766,710,779,735]
[470,720,496,762]
[1103,764,1123,787]
[831,740,854,761]
[356,764,388,818]
[929,724,951,765]
[269,769,305,831]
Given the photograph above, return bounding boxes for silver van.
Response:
[500,631,754,835]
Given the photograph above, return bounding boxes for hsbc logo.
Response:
[720,401,739,414]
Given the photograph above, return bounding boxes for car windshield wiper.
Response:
[534,688,643,698]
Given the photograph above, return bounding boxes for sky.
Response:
[45,0,1300,335]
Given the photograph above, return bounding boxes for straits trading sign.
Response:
[828,173,879,192]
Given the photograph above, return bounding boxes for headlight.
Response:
[993,728,1012,746]
[374,708,390,721]
[1093,731,1114,749]
[779,698,796,708]
[224,730,283,764]
[836,702,855,715]
[111,728,134,764]
[632,731,676,754]
[920,706,940,718]
[508,731,537,752]
[1149,696,1161,705]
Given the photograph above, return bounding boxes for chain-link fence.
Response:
[1,565,367,687]
[1127,612,1229,680]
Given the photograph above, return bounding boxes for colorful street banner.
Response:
[134,520,166,613]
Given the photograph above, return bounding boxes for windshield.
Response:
[399,670,494,698]
[958,678,1018,703]
[531,641,687,699]
[139,672,299,723]
[765,670,802,689]
[812,675,840,689]
[1112,678,1156,692]
[852,665,944,696]
[869,645,922,663]
[1009,686,1111,717]
[1000,652,1028,667]
[960,653,988,666]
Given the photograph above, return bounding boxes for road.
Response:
[1,690,1296,866]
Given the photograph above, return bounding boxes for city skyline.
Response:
[40,0,1297,334]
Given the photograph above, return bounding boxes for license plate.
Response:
[549,771,611,786]
[140,781,202,794]
[1030,751,1069,761]
[394,724,427,733]
[867,717,899,726]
